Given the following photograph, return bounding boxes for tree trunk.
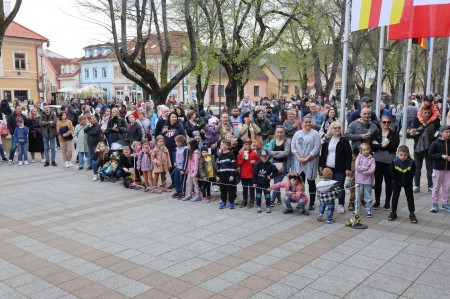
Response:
[312,49,323,96]
[225,79,238,109]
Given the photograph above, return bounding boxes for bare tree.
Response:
[0,0,22,57]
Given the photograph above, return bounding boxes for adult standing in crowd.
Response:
[371,115,400,210]
[101,108,111,133]
[291,115,321,211]
[408,105,440,193]
[348,97,380,127]
[1,99,12,152]
[238,112,261,141]
[67,98,80,127]
[265,106,281,138]
[126,115,143,143]
[321,108,337,134]
[218,113,233,141]
[307,103,325,132]
[7,105,27,164]
[84,115,103,172]
[269,126,291,205]
[117,101,127,118]
[406,101,418,129]
[106,108,127,145]
[40,104,57,166]
[184,110,200,138]
[229,107,243,138]
[56,112,74,168]
[283,110,300,139]
[163,112,187,188]
[344,108,379,211]
[154,105,170,137]
[254,109,271,145]
[319,121,352,214]
[26,108,44,163]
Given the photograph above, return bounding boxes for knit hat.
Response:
[192,130,200,136]
[439,125,449,133]
[201,146,208,152]
[208,118,216,126]
[322,168,333,179]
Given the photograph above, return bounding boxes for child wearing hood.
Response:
[355,143,376,218]
[205,118,219,148]
[316,168,341,224]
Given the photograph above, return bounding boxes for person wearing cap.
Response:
[12,118,29,166]
[348,96,379,127]
[253,149,278,213]
[417,95,440,126]
[428,124,450,212]
[238,94,254,115]
[265,105,281,137]
[408,105,440,193]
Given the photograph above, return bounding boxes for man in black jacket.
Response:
[40,104,58,166]
[7,105,27,164]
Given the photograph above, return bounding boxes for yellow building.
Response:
[0,21,49,104]
[262,65,299,99]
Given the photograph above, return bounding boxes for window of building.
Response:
[3,90,12,101]
[93,68,98,79]
[116,89,123,99]
[102,67,107,78]
[14,53,26,70]
[218,85,224,97]
[282,84,289,94]
[61,66,65,74]
[114,67,118,78]
[254,86,260,97]
[85,68,89,79]
[14,90,28,102]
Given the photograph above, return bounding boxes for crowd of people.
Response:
[1,93,450,225]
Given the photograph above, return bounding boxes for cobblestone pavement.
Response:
[1,143,449,298]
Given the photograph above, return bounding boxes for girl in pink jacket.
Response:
[182,138,202,201]
[355,143,376,217]
[271,173,309,215]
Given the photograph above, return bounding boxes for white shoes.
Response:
[338,205,345,214]
[69,162,73,167]
[18,161,23,166]
[213,185,219,192]
[65,161,70,168]
[24,161,29,165]
[31,159,36,163]
[93,174,98,181]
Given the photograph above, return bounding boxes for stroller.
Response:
[99,140,128,182]
[123,151,145,190]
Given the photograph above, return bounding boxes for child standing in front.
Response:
[182,139,202,201]
[253,149,278,213]
[198,146,215,203]
[137,139,153,192]
[13,118,29,166]
[389,145,417,223]
[316,168,341,224]
[428,125,450,213]
[271,172,309,215]
[216,139,237,209]
[151,135,171,194]
[355,143,376,217]
[237,138,259,208]
[173,135,188,199]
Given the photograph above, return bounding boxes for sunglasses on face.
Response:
[382,121,391,124]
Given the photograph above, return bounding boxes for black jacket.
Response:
[319,137,352,172]
[428,139,449,170]
[84,124,103,148]
[106,117,128,140]
[216,151,237,180]
[390,158,416,187]
[252,160,278,186]
[371,129,400,154]
[7,113,28,135]
[184,121,200,138]
[127,122,143,142]
[408,117,440,151]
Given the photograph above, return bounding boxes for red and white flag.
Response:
[389,0,450,40]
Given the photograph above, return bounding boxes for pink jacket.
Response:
[185,149,201,177]
[355,153,375,184]
[271,181,308,204]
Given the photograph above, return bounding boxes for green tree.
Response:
[0,0,22,57]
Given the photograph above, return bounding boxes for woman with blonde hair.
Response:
[106,107,127,145]
[56,112,74,167]
[319,121,352,213]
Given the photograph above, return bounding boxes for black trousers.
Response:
[219,176,237,203]
[200,178,214,197]
[255,184,271,207]
[414,151,432,188]
[300,172,316,205]
[391,184,415,214]
[374,161,393,205]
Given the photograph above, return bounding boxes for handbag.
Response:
[414,132,429,154]
[0,121,8,135]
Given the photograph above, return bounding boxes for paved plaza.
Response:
[1,147,450,298]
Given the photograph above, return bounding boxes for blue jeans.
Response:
[169,149,177,186]
[319,201,335,221]
[78,151,91,168]
[271,169,286,202]
[174,168,186,194]
[17,142,28,162]
[284,196,306,212]
[328,168,346,206]
[356,184,372,213]
[0,144,5,159]
[92,160,100,175]
[43,136,56,162]
[8,137,17,161]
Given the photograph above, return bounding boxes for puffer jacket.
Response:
[74,124,89,152]
[271,181,308,204]
[185,149,201,177]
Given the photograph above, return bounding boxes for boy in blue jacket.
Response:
[13,119,29,166]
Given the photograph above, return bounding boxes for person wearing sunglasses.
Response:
[371,116,400,211]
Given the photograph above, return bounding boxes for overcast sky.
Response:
[14,0,109,58]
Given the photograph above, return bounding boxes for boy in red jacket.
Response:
[237,138,260,208]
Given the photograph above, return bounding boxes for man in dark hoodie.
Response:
[253,149,278,213]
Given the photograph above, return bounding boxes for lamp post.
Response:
[218,63,222,115]
[280,66,286,101]
[39,52,46,102]
[181,42,185,104]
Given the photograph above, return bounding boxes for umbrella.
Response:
[78,85,106,94]
[57,86,76,93]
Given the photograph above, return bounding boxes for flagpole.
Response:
[442,38,450,125]
[426,38,434,95]
[375,26,385,118]
[401,39,413,146]
[340,0,350,130]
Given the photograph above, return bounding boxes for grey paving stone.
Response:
[294,265,326,280]
[28,286,69,299]
[15,280,53,296]
[179,258,211,270]
[327,264,372,283]
[262,282,298,299]
[321,251,351,263]
[143,258,174,271]
[428,259,450,275]
[160,264,193,278]
[217,269,252,284]
[100,275,136,290]
[199,277,234,293]
[0,282,15,296]
[279,273,313,290]
[362,272,412,295]
[402,244,443,259]
[236,261,267,275]
[0,267,26,280]
[403,282,450,299]
[291,287,340,299]
[416,270,449,291]
[377,262,424,281]
[345,285,398,299]
[116,281,152,297]
[4,273,38,288]
[308,258,339,271]
[342,253,387,271]
[252,254,281,267]
[391,252,434,270]
[84,269,118,283]
[309,275,358,297]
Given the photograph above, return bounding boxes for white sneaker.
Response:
[41,159,45,163]
[213,185,219,192]
[24,161,29,165]
[68,162,73,167]
[338,205,345,214]
[93,175,98,181]
[18,161,23,166]
[8,160,12,165]
[65,161,70,168]
[31,159,36,163]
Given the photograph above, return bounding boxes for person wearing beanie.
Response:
[205,118,218,148]
[316,168,341,224]
[192,130,203,149]
[428,124,450,213]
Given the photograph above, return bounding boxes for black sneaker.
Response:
[388,213,397,221]
[51,161,57,166]
[283,209,293,214]
[348,202,355,211]
[172,192,180,198]
[277,199,282,205]
[373,202,380,210]
[308,204,315,210]
[409,213,418,224]
[383,204,391,211]
[361,201,366,206]
[240,201,247,208]
[270,201,275,207]
[248,202,254,208]
[300,210,310,216]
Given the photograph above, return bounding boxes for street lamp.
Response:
[181,42,185,103]
[280,66,286,100]
[39,52,46,102]
[219,63,222,114]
